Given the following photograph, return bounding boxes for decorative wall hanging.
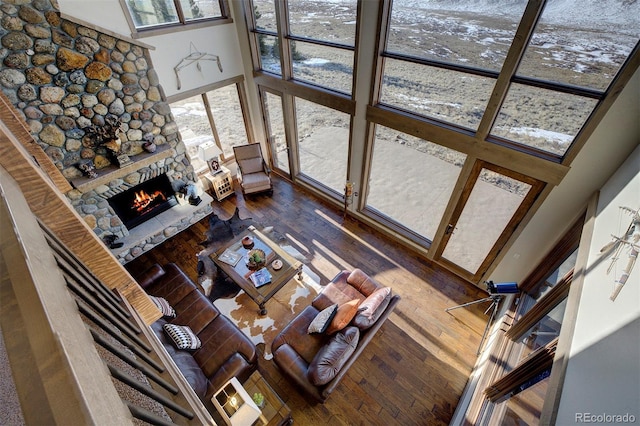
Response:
[84,114,130,167]
[174,42,223,90]
[599,206,639,301]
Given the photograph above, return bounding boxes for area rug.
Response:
[212,266,321,360]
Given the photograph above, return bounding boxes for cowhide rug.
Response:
[212,266,321,360]
[195,213,321,359]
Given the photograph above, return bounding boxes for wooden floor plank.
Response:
[126,176,489,425]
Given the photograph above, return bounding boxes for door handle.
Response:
[445,224,454,235]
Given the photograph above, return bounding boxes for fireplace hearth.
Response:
[108,174,178,230]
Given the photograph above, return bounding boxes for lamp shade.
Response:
[212,377,261,426]
[198,141,222,161]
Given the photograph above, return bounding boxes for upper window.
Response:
[124,0,227,31]
[169,81,250,173]
[489,1,640,157]
[381,1,639,160]
[288,0,356,47]
[249,0,357,95]
[380,2,528,132]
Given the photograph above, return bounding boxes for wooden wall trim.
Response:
[254,73,356,115]
[540,191,598,425]
[366,105,569,185]
[0,91,160,325]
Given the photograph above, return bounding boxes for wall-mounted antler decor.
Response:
[83,115,131,167]
[174,42,223,90]
[599,206,640,301]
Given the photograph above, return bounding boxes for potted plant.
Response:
[252,392,265,408]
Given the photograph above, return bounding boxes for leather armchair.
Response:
[272,269,400,402]
[233,143,273,195]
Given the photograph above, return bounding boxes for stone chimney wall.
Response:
[0,0,197,243]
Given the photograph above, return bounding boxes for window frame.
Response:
[120,0,233,38]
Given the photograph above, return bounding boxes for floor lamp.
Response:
[445,281,519,355]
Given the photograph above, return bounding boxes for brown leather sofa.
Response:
[272,269,400,402]
[135,263,258,402]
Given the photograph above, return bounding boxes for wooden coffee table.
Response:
[211,226,303,315]
[244,371,292,426]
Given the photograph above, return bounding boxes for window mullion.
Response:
[276,0,293,80]
[475,0,546,140]
[172,0,186,24]
[201,93,223,157]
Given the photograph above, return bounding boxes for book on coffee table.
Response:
[250,268,272,288]
[218,248,242,266]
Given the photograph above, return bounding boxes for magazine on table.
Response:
[218,248,242,266]
[250,268,272,288]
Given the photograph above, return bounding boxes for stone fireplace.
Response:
[0,1,212,263]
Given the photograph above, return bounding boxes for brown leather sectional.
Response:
[272,269,400,402]
[135,263,258,402]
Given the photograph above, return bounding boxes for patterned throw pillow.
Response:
[150,296,176,318]
[163,324,202,350]
[308,304,338,334]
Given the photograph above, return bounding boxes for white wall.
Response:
[490,67,640,284]
[57,0,245,98]
[58,0,132,35]
[555,145,640,424]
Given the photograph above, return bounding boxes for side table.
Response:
[202,166,234,201]
[244,371,292,426]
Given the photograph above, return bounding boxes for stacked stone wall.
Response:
[0,0,197,241]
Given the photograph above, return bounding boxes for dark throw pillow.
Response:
[308,304,338,334]
[163,323,202,351]
[307,326,360,386]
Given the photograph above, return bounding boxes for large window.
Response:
[367,125,466,241]
[169,82,250,173]
[489,1,640,158]
[123,0,228,33]
[380,59,496,131]
[295,98,349,194]
[381,2,527,131]
[245,0,639,284]
[386,2,527,72]
[382,1,640,160]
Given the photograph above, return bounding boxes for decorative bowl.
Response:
[272,259,283,270]
[246,249,266,270]
[242,236,254,249]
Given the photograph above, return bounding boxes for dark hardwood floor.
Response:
[126,176,490,425]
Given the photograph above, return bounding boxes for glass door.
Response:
[260,89,291,176]
[434,161,544,282]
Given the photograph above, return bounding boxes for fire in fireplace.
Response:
[108,174,178,230]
